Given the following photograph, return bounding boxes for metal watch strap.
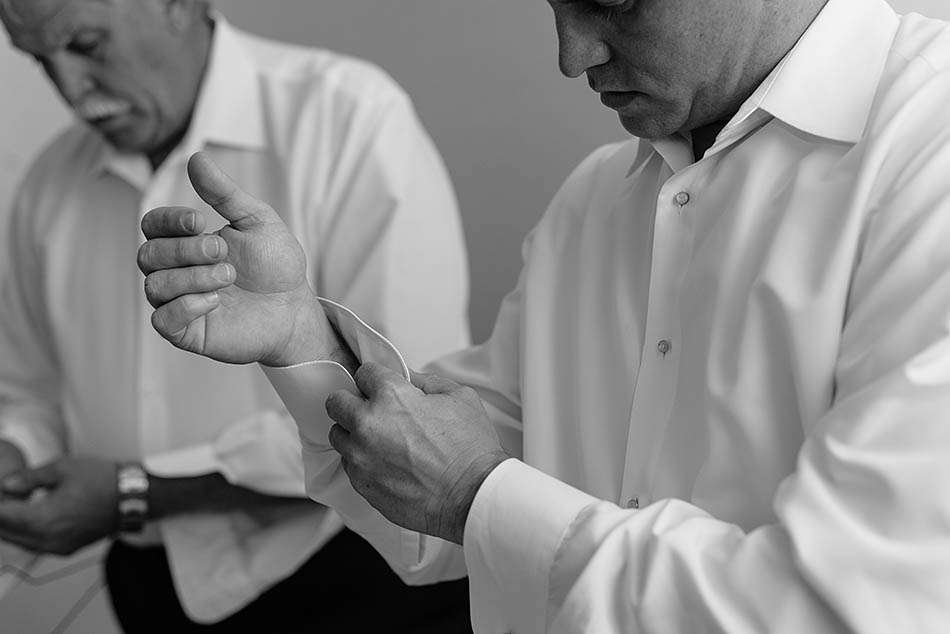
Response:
[116,462,149,534]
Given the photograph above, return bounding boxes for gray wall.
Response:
[1,0,947,339]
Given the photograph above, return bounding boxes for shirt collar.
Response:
[748,0,898,144]
[96,15,266,187]
[628,0,899,177]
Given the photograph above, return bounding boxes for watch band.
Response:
[116,462,149,534]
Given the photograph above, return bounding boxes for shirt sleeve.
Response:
[461,116,950,633]
[263,278,529,585]
[143,409,309,498]
[0,184,67,467]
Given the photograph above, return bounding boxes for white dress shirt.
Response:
[0,18,470,622]
[265,0,950,631]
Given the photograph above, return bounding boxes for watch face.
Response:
[117,463,149,533]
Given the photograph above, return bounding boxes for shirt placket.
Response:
[137,168,176,457]
[619,163,698,510]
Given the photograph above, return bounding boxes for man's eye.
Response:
[587,0,634,22]
[67,32,104,57]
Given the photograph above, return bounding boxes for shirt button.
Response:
[626,497,640,510]
[674,191,691,207]
[657,339,672,356]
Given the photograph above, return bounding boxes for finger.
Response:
[353,362,408,399]
[325,389,368,433]
[144,263,235,308]
[1,463,60,497]
[327,423,356,457]
[187,153,281,229]
[151,292,220,342]
[137,235,228,275]
[0,499,38,534]
[141,206,206,240]
[409,370,461,395]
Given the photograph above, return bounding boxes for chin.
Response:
[618,112,682,140]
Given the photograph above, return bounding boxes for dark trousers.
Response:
[104,527,472,633]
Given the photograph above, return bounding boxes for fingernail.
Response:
[181,211,197,233]
[213,264,233,283]
[3,475,24,491]
[206,291,220,307]
[202,237,221,259]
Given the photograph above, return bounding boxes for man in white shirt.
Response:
[0,0,473,631]
[141,0,950,631]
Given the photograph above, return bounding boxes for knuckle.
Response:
[175,237,188,262]
[180,294,201,314]
[190,266,205,288]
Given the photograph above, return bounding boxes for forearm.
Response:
[147,471,314,520]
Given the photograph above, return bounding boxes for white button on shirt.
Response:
[0,19,470,622]
[267,0,950,632]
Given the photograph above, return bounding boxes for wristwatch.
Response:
[116,462,149,534]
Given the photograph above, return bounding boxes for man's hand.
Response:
[326,363,509,545]
[138,152,346,367]
[0,440,27,488]
[0,457,116,555]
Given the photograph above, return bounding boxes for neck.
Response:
[686,0,830,161]
[147,13,214,171]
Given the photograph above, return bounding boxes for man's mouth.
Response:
[598,90,638,110]
[76,98,132,123]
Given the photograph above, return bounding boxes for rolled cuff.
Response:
[0,420,65,467]
[463,458,599,634]
[145,443,219,477]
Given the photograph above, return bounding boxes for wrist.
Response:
[438,449,509,545]
[264,295,357,372]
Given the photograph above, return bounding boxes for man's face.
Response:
[550,0,757,138]
[0,0,198,155]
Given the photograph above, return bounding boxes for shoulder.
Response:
[521,139,636,258]
[542,140,638,226]
[863,14,950,197]
[869,13,950,136]
[233,27,412,117]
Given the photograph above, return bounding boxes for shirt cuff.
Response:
[463,458,599,634]
[0,421,64,467]
[262,297,426,572]
[261,297,410,448]
[144,443,220,477]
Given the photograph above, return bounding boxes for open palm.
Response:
[140,153,321,366]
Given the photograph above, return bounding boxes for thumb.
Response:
[2,463,61,497]
[187,152,281,229]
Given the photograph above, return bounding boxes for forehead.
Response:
[1,0,110,51]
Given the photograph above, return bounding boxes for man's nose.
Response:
[41,52,93,105]
[555,14,610,78]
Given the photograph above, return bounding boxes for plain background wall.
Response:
[0,1,948,632]
[0,0,947,339]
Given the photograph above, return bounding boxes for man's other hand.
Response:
[0,457,116,556]
[138,152,334,367]
[0,440,27,488]
[326,363,509,545]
